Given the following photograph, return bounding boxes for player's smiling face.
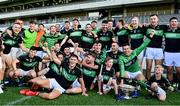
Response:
[29,50,37,58]
[170,19,178,29]
[50,26,57,35]
[123,45,131,56]
[105,59,113,68]
[102,23,108,31]
[150,15,158,26]
[13,23,21,34]
[131,17,138,28]
[154,66,163,77]
[86,24,92,33]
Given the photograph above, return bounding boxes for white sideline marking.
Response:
[5,96,32,105]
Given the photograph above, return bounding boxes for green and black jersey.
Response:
[128,26,144,50]
[119,38,151,78]
[147,75,171,90]
[101,66,115,84]
[55,63,82,89]
[80,30,95,49]
[82,65,98,88]
[38,33,62,49]
[23,29,37,48]
[67,29,82,46]
[164,27,180,52]
[143,25,167,48]
[2,32,23,54]
[94,49,107,66]
[114,27,129,46]
[92,28,100,34]
[97,30,114,49]
[44,61,61,78]
[18,54,42,71]
[107,51,122,72]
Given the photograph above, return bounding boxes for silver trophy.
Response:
[119,84,135,99]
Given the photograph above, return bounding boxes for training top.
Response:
[119,38,151,78]
[38,33,61,49]
[23,29,37,48]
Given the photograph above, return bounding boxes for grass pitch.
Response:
[0,87,180,105]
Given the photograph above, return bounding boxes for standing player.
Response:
[97,20,115,50]
[114,19,129,51]
[91,20,99,34]
[80,24,97,49]
[23,21,37,49]
[164,17,180,90]
[67,18,82,48]
[144,14,166,80]
[128,17,145,69]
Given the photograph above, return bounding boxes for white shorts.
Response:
[125,71,142,79]
[157,87,166,96]
[49,78,65,94]
[19,69,34,77]
[71,79,81,88]
[137,50,145,59]
[164,52,180,67]
[36,51,47,59]
[8,47,23,60]
[145,47,164,60]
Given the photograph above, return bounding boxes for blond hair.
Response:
[155,65,164,71]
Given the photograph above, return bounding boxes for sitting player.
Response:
[97,57,119,100]
[9,46,47,80]
[147,65,174,101]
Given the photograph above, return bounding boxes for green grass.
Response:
[0,87,180,105]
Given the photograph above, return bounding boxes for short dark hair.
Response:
[122,43,130,47]
[56,51,64,57]
[150,14,158,18]
[169,17,178,22]
[105,57,113,62]
[38,24,45,27]
[65,21,70,24]
[73,18,79,22]
[30,46,37,51]
[94,41,102,45]
[70,53,78,59]
[91,20,97,24]
[87,52,96,58]
[102,20,108,24]
[29,20,36,24]
[118,19,125,26]
[108,19,113,22]
[86,23,92,27]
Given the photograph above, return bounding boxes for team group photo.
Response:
[0,0,179,105]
